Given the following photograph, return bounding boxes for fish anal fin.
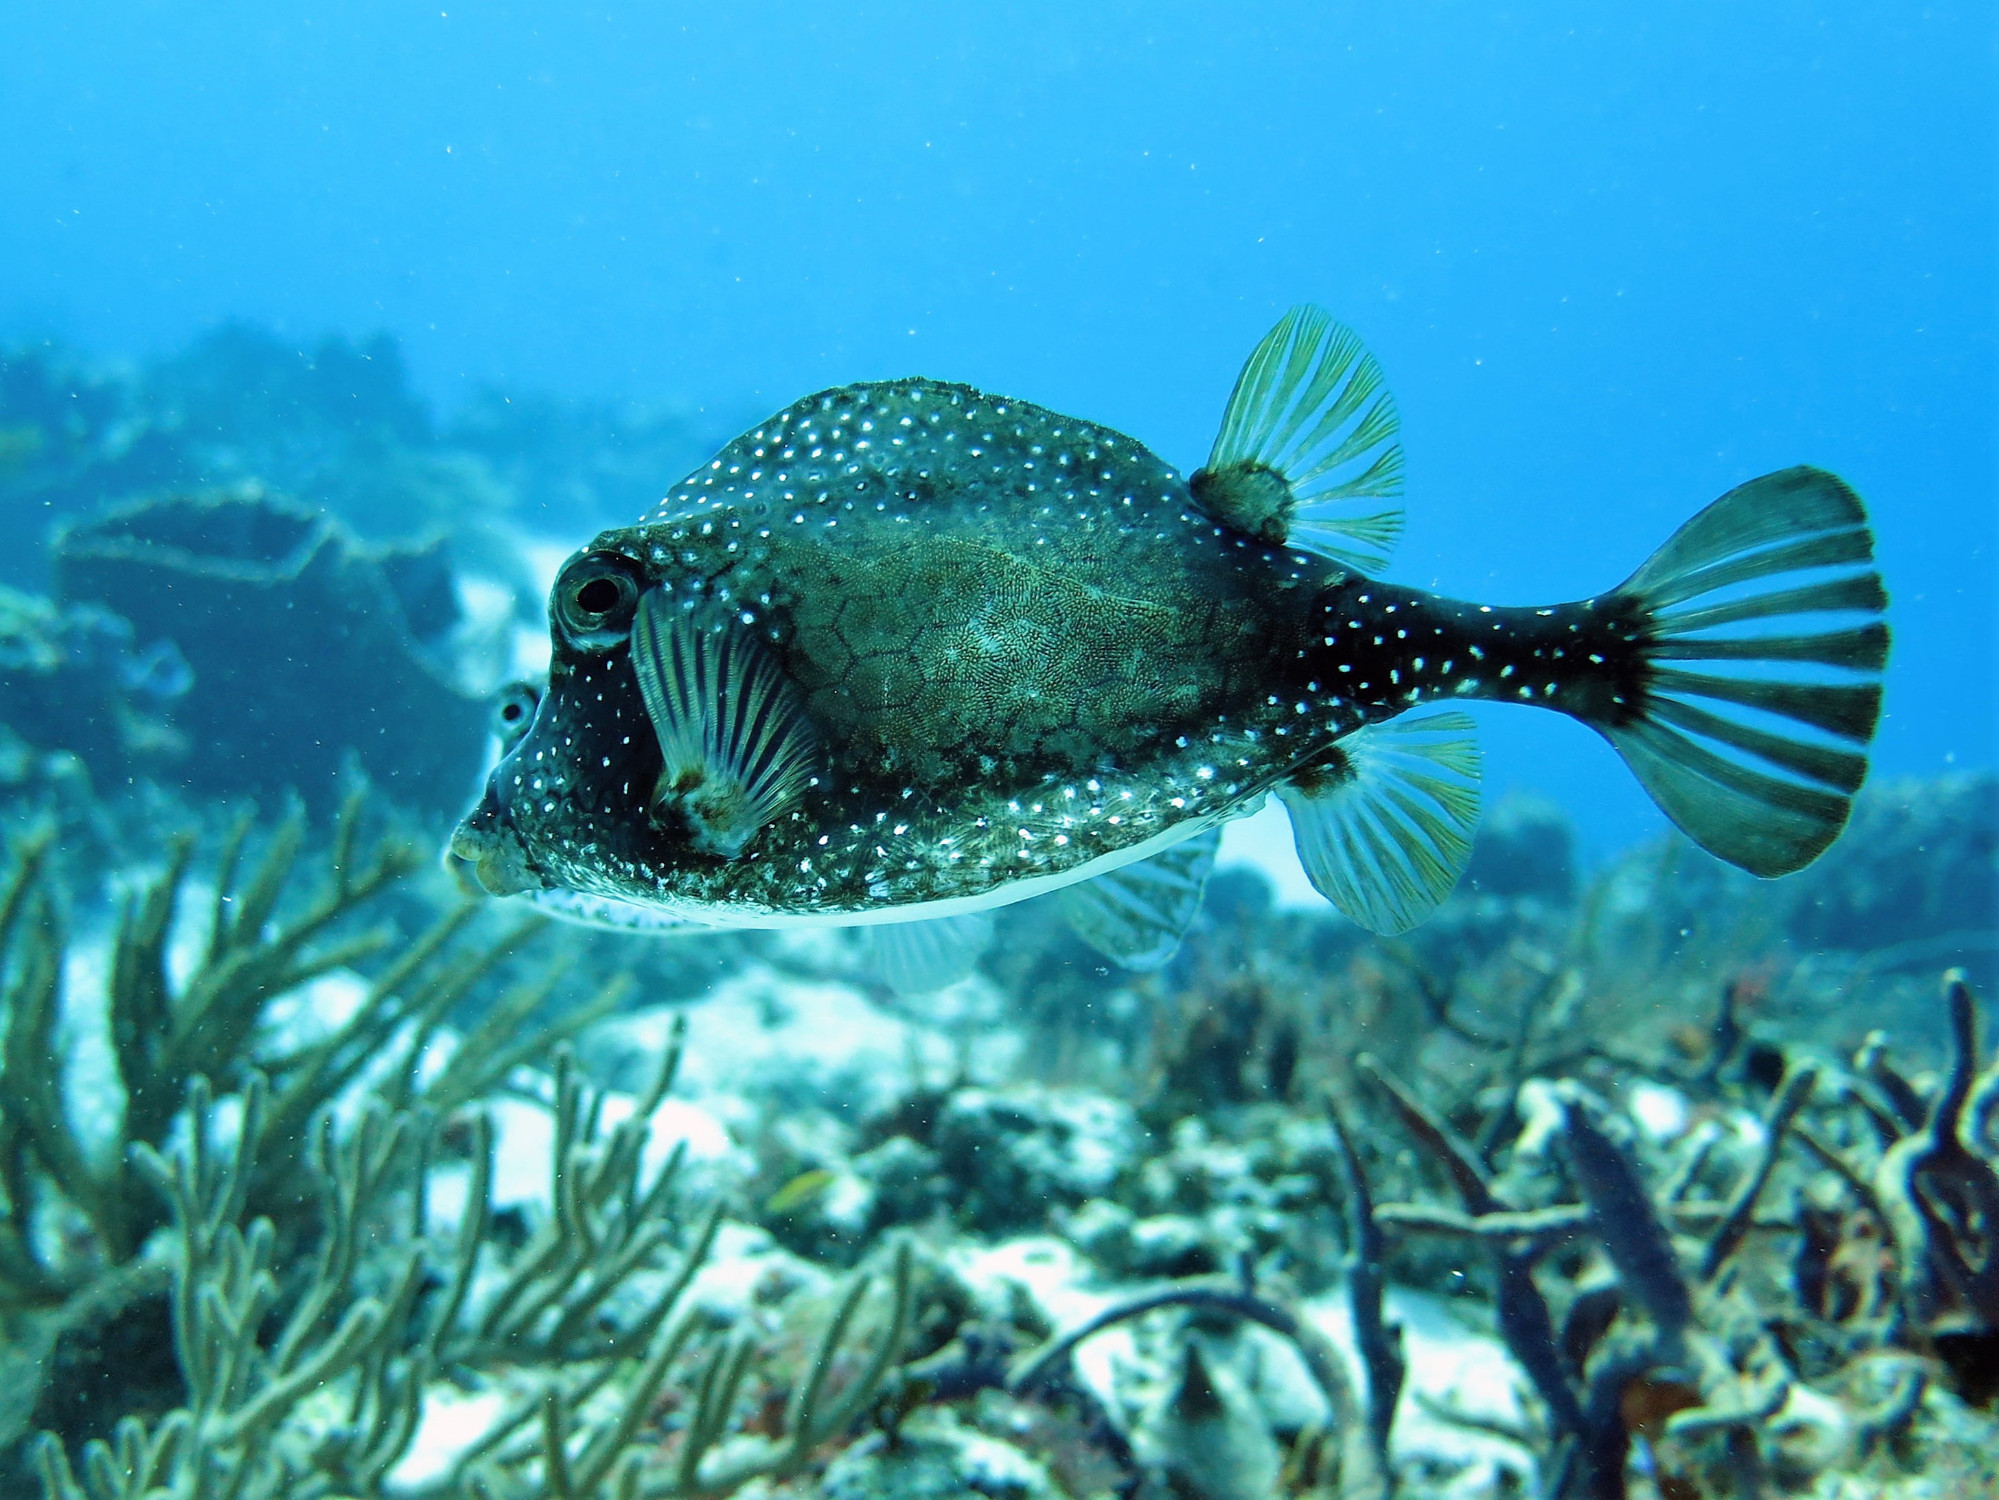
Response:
[1057,826,1223,970]
[1277,711,1481,935]
[864,912,995,994]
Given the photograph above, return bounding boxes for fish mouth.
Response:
[448,793,546,898]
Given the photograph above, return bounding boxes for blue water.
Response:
[3,2,1990,858]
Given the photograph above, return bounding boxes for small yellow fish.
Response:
[764,1168,837,1217]
[452,307,1887,979]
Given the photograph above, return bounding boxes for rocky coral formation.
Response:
[0,327,721,592]
[0,587,188,776]
[52,490,487,815]
[2,770,1994,1499]
[1782,774,1998,991]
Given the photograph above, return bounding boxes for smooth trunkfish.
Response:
[451,306,1889,989]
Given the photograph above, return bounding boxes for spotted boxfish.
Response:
[451,307,1888,990]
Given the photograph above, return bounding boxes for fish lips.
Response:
[449,788,546,898]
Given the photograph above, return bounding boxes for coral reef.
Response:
[0,326,721,591]
[5,773,1995,1498]
[0,587,188,783]
[0,795,600,1307]
[34,1058,910,1499]
[0,798,920,1497]
[3,322,1996,1498]
[1782,775,1998,994]
[0,324,734,825]
[52,491,487,815]
[1340,970,1999,1498]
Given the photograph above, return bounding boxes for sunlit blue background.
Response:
[3,1,1990,859]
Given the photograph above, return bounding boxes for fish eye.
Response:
[553,551,644,648]
[575,577,622,614]
[491,680,542,750]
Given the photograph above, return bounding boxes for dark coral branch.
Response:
[1374,1202,1589,1240]
[1557,1096,1693,1346]
[1856,1031,1928,1135]
[1877,971,1999,1328]
[1328,1097,1405,1471]
[1699,1062,1817,1281]
[1356,1052,1498,1214]
[1360,1054,1609,1488]
[1791,1123,1895,1244]
[1009,1280,1389,1500]
[1495,1245,1588,1447]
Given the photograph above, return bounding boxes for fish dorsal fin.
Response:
[631,588,821,858]
[1277,711,1481,935]
[1192,305,1405,572]
[863,912,995,994]
[1057,826,1223,971]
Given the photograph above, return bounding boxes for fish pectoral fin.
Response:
[1277,711,1481,936]
[1190,304,1404,572]
[631,587,821,859]
[1057,826,1223,971]
[863,912,996,994]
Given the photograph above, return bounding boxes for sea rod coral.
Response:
[34,1047,911,1498]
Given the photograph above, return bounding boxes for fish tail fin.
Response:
[1594,466,1888,877]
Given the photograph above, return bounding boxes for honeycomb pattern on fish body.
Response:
[601,380,1294,793]
[481,376,1405,919]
